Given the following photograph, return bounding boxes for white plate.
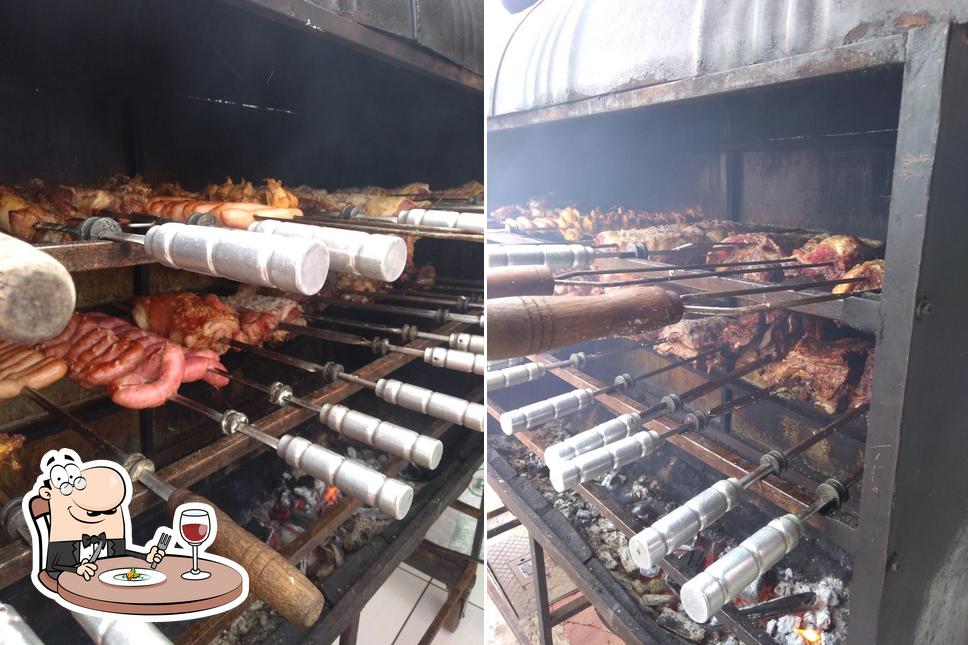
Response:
[98,567,167,587]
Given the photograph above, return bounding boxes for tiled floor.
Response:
[351,469,485,644]
[348,563,485,645]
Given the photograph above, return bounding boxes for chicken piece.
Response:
[132,293,242,354]
[648,318,729,360]
[832,259,885,294]
[203,177,260,203]
[101,174,153,214]
[289,186,342,212]
[361,196,418,217]
[0,185,31,232]
[0,434,26,471]
[436,180,484,200]
[706,232,813,282]
[789,235,876,280]
[221,293,301,345]
[264,178,299,208]
[8,204,68,243]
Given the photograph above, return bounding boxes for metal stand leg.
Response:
[530,536,553,645]
[339,615,360,645]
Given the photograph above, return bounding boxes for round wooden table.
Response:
[57,555,244,616]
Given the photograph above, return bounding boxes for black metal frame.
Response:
[487,21,968,645]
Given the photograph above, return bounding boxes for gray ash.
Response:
[493,417,852,645]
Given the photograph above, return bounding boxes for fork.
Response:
[151,532,171,570]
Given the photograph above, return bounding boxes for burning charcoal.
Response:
[600,471,626,490]
[631,501,654,521]
[619,546,639,574]
[657,607,706,643]
[574,509,595,523]
[629,575,670,596]
[597,550,618,570]
[311,543,344,579]
[639,593,676,607]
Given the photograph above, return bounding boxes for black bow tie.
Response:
[81,533,106,547]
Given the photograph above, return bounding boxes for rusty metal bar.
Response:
[38,240,152,271]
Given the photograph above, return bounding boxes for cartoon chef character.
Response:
[38,450,165,581]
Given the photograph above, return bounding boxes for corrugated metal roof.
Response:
[491,0,968,116]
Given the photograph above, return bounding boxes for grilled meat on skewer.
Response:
[788,234,877,281]
[832,259,885,294]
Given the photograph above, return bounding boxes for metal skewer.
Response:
[488,241,756,271]
[315,298,483,326]
[498,347,723,433]
[225,340,484,431]
[548,383,780,491]
[680,470,862,623]
[486,344,648,391]
[553,256,817,279]
[167,394,413,519]
[275,322,485,375]
[628,403,868,568]
[542,355,776,463]
[553,261,837,288]
[309,314,484,354]
[210,370,443,469]
[335,289,484,311]
[486,279,872,360]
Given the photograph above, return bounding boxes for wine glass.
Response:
[179,509,211,580]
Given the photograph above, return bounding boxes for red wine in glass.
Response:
[179,509,211,580]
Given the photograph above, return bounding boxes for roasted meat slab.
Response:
[754,337,869,415]
[705,232,813,282]
[647,318,729,360]
[832,259,885,294]
[789,235,876,280]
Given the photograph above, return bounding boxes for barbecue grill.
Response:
[0,1,483,643]
[486,4,968,644]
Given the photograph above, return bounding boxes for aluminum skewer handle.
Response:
[543,354,772,465]
[310,315,484,354]
[249,219,407,282]
[276,434,413,519]
[317,403,443,469]
[499,374,633,435]
[626,400,871,570]
[487,242,650,270]
[210,406,414,520]
[680,478,850,623]
[397,208,486,234]
[129,222,330,295]
[372,378,485,432]
[549,385,774,491]
[628,402,871,567]
[420,346,486,375]
[487,361,550,391]
[213,373,444,469]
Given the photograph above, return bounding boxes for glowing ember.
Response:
[323,487,341,505]
[794,627,822,643]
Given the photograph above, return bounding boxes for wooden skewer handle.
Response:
[0,232,75,344]
[486,286,683,360]
[486,265,556,298]
[167,489,325,626]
